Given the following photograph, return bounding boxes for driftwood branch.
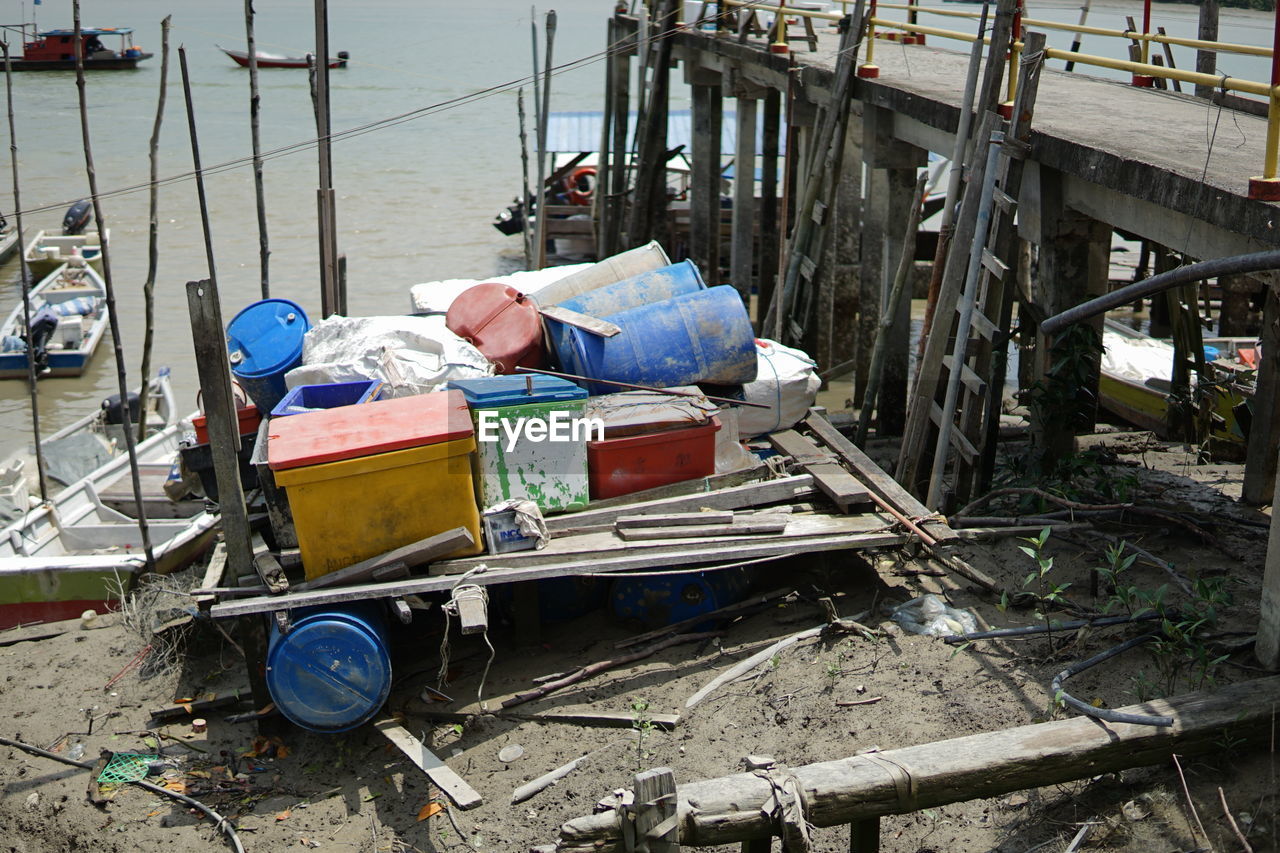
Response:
[955,487,1133,518]
[502,632,722,709]
[136,15,171,440]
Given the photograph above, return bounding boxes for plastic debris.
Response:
[890,595,978,637]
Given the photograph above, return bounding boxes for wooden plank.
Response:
[374,720,482,810]
[556,465,770,513]
[616,511,735,528]
[802,411,955,539]
[768,431,873,513]
[545,475,816,534]
[554,676,1280,851]
[939,356,987,397]
[537,304,621,337]
[980,248,1007,279]
[193,540,229,608]
[617,519,790,541]
[456,593,489,635]
[633,768,678,853]
[293,527,474,591]
[211,527,912,619]
[253,552,289,595]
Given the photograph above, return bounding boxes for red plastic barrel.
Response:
[445,283,545,375]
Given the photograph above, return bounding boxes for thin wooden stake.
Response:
[136,15,171,441]
[2,40,48,503]
[72,3,155,572]
[632,768,678,853]
[314,0,339,316]
[245,0,270,297]
[534,10,557,270]
[518,88,534,269]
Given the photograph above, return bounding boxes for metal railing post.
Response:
[1250,86,1280,200]
[859,0,880,76]
[770,0,790,52]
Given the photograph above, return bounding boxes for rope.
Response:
[861,751,918,811]
[752,765,815,850]
[437,566,496,709]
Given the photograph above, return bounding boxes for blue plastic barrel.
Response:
[265,603,391,733]
[226,299,310,414]
[563,286,757,394]
[1203,345,1221,362]
[546,261,706,369]
[609,569,750,630]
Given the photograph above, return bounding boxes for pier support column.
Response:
[730,75,763,305]
[758,89,782,326]
[858,105,925,433]
[690,69,724,282]
[1023,165,1109,468]
[1218,274,1261,337]
[814,112,863,381]
[1245,277,1280,505]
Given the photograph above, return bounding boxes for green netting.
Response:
[96,752,155,785]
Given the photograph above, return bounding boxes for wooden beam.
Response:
[731,94,758,303]
[1244,281,1280,505]
[374,719,482,810]
[632,768,678,853]
[691,78,723,282]
[768,430,872,512]
[293,527,475,591]
[555,676,1280,851]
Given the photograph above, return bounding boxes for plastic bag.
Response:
[284,315,492,398]
[737,339,821,438]
[890,594,978,637]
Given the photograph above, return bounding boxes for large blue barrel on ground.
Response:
[546,260,706,370]
[610,569,750,629]
[226,298,310,414]
[563,286,757,394]
[266,603,391,733]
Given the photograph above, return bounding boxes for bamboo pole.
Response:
[2,40,48,504]
[136,15,171,442]
[246,0,270,298]
[534,10,557,270]
[314,0,339,316]
[518,89,534,269]
[72,4,155,572]
[554,676,1280,850]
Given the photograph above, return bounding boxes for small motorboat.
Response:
[219,45,349,69]
[0,24,151,71]
[0,415,218,629]
[0,260,110,379]
[23,200,107,279]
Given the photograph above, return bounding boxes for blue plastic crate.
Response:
[271,380,383,418]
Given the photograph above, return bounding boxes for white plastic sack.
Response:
[737,339,821,439]
[891,594,978,637]
[284,315,492,398]
[408,264,592,315]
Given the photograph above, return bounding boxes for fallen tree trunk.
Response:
[554,675,1280,851]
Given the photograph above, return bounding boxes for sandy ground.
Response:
[1,430,1277,853]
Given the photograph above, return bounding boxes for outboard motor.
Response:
[62,199,92,236]
[336,50,350,62]
[102,391,142,425]
[26,307,59,374]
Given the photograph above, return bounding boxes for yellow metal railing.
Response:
[720,0,1280,198]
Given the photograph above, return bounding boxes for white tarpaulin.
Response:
[408,264,592,315]
[284,315,492,398]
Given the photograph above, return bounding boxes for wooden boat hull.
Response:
[4,55,151,71]
[220,47,346,69]
[22,230,107,278]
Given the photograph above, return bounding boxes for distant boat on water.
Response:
[0,24,151,70]
[219,45,350,69]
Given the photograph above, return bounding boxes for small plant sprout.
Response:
[1018,527,1071,651]
[824,659,842,689]
[631,698,653,767]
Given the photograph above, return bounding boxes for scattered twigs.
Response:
[944,612,1163,645]
[686,625,823,710]
[1050,634,1174,727]
[502,632,723,709]
[511,738,628,804]
[1171,753,1209,844]
[614,587,794,649]
[136,15,171,440]
[955,487,1133,518]
[835,696,883,707]
[104,644,153,690]
[1218,785,1254,853]
[0,735,245,853]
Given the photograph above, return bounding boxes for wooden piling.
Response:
[628,0,677,248]
[534,11,557,270]
[758,89,782,325]
[691,72,724,282]
[136,15,171,441]
[245,0,271,298]
[1194,0,1219,99]
[731,88,758,300]
[73,3,155,571]
[2,43,49,503]
[314,0,340,316]
[1244,279,1280,505]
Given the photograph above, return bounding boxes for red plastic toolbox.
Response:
[587,416,720,500]
[192,404,260,445]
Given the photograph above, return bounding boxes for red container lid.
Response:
[268,389,473,471]
[445,282,546,375]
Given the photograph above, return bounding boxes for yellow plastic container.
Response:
[273,435,483,580]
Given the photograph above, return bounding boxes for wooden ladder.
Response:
[763,3,864,346]
[904,33,1048,511]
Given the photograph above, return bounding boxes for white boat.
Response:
[21,228,108,279]
[0,261,110,379]
[0,414,219,629]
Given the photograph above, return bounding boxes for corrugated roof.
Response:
[545,109,786,155]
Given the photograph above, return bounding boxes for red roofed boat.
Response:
[0,24,151,70]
